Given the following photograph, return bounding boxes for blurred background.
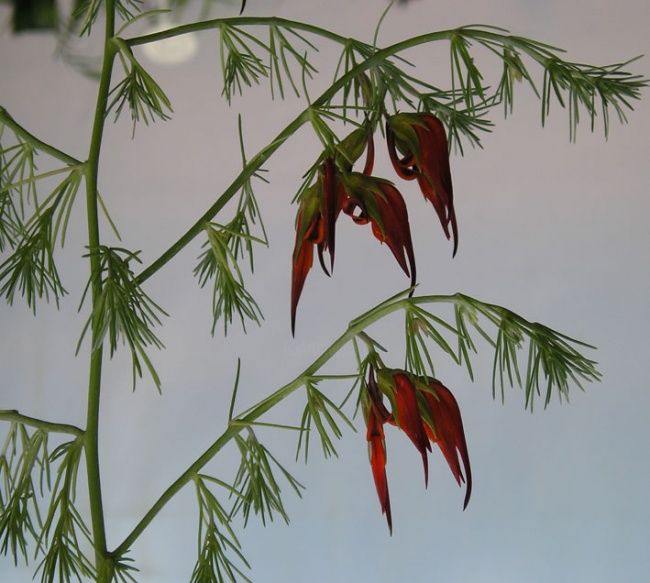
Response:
[1,0,649,581]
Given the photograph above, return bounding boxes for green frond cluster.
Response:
[226,200,264,274]
[0,138,38,218]
[73,0,142,37]
[296,380,356,461]
[334,41,375,119]
[457,296,600,409]
[449,32,487,111]
[218,22,319,104]
[191,476,251,583]
[77,246,167,390]
[499,317,599,410]
[334,24,646,150]
[267,24,318,100]
[193,117,267,336]
[219,24,270,104]
[49,170,85,248]
[109,553,139,583]
[0,135,40,251]
[423,101,493,155]
[305,105,345,150]
[463,27,646,139]
[0,122,88,311]
[329,36,493,152]
[0,424,50,565]
[34,438,95,583]
[1,115,118,251]
[0,425,94,583]
[0,138,78,224]
[494,46,537,116]
[72,0,103,37]
[230,429,304,526]
[540,57,646,140]
[109,42,173,130]
[232,117,269,272]
[397,294,601,410]
[404,304,459,379]
[302,33,494,153]
[194,223,264,336]
[0,193,15,253]
[0,206,67,312]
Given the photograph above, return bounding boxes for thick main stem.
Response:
[84,2,117,581]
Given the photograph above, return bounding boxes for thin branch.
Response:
[0,409,84,437]
[124,16,348,48]
[0,107,83,166]
[112,287,598,556]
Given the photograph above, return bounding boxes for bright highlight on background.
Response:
[141,1,198,65]
[142,19,198,65]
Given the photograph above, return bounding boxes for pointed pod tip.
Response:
[462,481,472,510]
[317,246,331,277]
[451,216,459,257]
[422,453,429,488]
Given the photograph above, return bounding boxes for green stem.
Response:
[125,16,349,48]
[0,409,84,436]
[84,1,117,581]
[0,106,82,165]
[113,291,451,557]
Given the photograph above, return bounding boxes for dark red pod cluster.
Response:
[364,367,472,533]
[291,113,456,332]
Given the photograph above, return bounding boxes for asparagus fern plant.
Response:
[0,1,646,581]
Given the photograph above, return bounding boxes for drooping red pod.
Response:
[386,113,458,256]
[342,174,417,290]
[364,367,472,531]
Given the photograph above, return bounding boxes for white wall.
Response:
[1,1,649,581]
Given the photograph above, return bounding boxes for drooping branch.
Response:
[113,289,599,556]
[0,107,82,166]
[130,22,644,285]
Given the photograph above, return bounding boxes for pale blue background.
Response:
[1,0,649,581]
